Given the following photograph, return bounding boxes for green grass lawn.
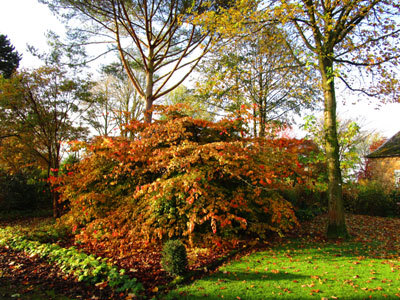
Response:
[167,242,400,299]
[166,215,400,300]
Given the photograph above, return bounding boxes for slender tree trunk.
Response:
[51,159,61,218]
[320,60,348,239]
[253,105,257,137]
[144,96,153,124]
[144,50,154,124]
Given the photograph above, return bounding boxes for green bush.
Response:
[344,181,399,217]
[161,239,188,277]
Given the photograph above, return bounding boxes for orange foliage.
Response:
[57,106,310,247]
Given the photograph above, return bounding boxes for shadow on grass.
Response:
[278,239,396,260]
[205,270,309,282]
[166,271,310,299]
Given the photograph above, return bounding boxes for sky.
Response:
[1,0,400,139]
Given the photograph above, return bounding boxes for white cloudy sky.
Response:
[0,0,65,68]
[1,0,399,138]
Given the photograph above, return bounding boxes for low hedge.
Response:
[0,227,143,294]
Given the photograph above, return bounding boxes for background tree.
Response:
[164,85,216,121]
[40,0,230,123]
[302,115,379,183]
[0,66,92,217]
[0,34,21,79]
[85,62,145,137]
[196,24,320,137]
[275,0,400,238]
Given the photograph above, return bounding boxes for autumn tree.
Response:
[40,0,232,123]
[272,0,400,238]
[0,34,21,79]
[0,66,92,217]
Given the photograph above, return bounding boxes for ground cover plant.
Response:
[166,214,400,299]
[0,227,143,294]
[0,244,117,300]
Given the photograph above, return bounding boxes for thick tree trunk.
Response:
[320,61,348,239]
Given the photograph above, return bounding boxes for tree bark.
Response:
[144,49,154,124]
[320,59,348,239]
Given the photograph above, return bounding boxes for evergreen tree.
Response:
[0,34,21,78]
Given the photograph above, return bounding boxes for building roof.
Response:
[367,131,400,158]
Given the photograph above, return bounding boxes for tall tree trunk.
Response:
[320,60,348,239]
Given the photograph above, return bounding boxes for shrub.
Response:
[344,181,399,217]
[161,239,188,277]
[57,105,310,247]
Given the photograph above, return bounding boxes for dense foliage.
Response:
[57,106,311,247]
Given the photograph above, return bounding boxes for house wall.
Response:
[368,157,400,190]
